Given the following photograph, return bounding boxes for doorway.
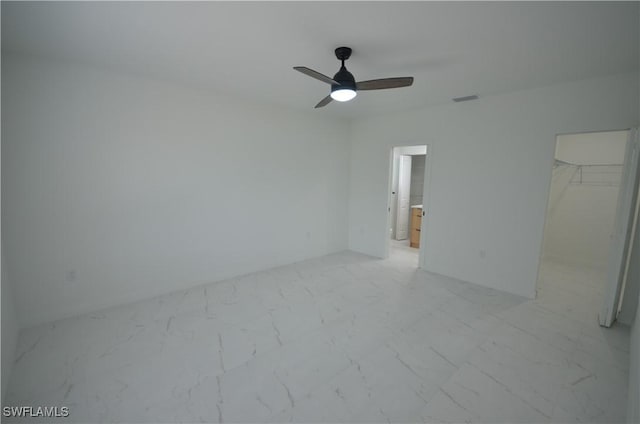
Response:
[537,129,639,326]
[388,145,427,266]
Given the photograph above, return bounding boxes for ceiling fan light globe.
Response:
[330,88,357,102]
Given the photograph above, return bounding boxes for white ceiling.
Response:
[2,1,638,119]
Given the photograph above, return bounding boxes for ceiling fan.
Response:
[294,47,414,108]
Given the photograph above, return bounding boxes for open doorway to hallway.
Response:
[537,129,636,326]
[389,145,427,265]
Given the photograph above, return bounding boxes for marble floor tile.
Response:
[420,363,552,423]
[465,326,571,419]
[4,251,630,423]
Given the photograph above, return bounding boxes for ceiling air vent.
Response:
[452,95,479,102]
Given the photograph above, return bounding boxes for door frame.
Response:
[600,127,640,327]
[384,144,432,268]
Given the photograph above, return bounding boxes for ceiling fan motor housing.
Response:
[333,47,356,91]
[332,66,356,91]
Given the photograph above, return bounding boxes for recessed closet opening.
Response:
[537,129,640,327]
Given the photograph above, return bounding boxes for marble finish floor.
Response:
[389,238,418,257]
[5,251,630,423]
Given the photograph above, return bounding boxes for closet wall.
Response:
[542,131,628,271]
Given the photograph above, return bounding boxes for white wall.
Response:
[2,54,351,328]
[542,174,621,271]
[620,190,640,325]
[1,76,20,401]
[348,73,639,298]
[1,250,19,405]
[627,214,640,423]
[544,164,578,222]
[1,94,20,405]
[630,310,640,422]
[410,155,426,207]
[556,131,628,165]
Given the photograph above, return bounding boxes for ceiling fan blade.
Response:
[294,66,340,85]
[314,95,333,108]
[356,77,414,91]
